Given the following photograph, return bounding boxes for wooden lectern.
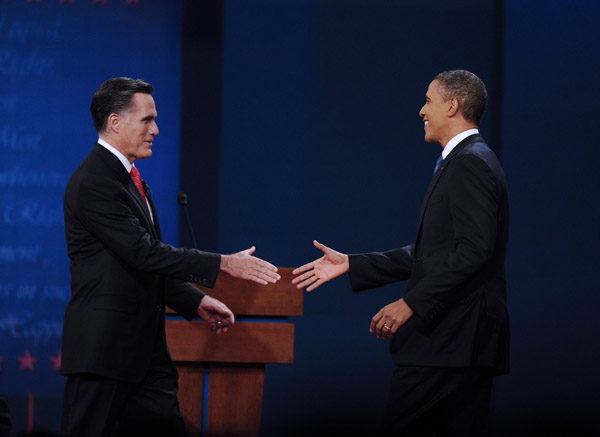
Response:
[165,268,302,437]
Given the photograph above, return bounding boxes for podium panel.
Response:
[166,268,302,436]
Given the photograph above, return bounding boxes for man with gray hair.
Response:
[61,77,280,436]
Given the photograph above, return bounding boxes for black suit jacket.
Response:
[349,134,510,374]
[61,143,221,382]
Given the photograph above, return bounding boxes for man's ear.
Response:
[107,113,121,134]
[448,97,459,117]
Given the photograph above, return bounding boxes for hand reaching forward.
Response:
[197,295,235,334]
[292,240,349,292]
[370,298,414,340]
[220,246,280,285]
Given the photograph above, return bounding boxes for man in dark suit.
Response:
[293,70,509,435]
[61,77,281,437]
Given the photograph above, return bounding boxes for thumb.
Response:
[245,245,256,256]
[314,240,327,253]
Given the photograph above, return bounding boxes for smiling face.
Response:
[419,80,452,146]
[114,92,159,163]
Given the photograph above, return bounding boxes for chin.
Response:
[424,132,439,144]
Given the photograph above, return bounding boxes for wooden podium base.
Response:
[176,364,265,437]
[166,268,302,437]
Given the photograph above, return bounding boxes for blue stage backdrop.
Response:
[2,0,599,435]
[0,0,181,411]
[216,0,501,434]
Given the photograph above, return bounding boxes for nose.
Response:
[151,121,159,136]
[419,104,426,118]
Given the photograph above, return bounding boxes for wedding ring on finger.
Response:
[383,323,391,331]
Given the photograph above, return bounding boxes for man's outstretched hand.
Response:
[292,240,349,292]
[221,246,280,285]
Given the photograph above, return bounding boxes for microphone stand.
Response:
[177,192,198,249]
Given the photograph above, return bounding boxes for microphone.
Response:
[143,181,152,196]
[177,191,198,249]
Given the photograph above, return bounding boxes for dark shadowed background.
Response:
[1,1,598,435]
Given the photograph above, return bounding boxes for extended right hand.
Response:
[220,246,280,285]
[292,240,349,292]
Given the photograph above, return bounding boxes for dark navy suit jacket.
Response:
[349,134,510,374]
[61,143,221,382]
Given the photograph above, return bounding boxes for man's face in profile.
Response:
[117,92,159,163]
[419,80,449,145]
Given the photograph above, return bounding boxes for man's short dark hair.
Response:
[90,77,154,134]
[434,70,487,125]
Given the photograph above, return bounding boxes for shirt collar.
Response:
[97,138,133,173]
[442,128,479,159]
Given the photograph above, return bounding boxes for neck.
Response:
[440,123,478,148]
[99,134,133,164]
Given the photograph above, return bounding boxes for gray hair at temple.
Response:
[434,70,488,126]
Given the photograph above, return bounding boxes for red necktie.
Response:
[130,166,146,202]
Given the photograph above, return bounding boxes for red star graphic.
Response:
[60,0,75,4]
[49,351,62,372]
[93,0,108,5]
[17,350,38,372]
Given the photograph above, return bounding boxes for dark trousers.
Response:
[61,342,186,437]
[0,398,11,437]
[379,366,494,436]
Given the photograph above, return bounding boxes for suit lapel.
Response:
[417,163,445,230]
[93,144,158,238]
[126,182,156,235]
[142,181,163,240]
[414,134,482,249]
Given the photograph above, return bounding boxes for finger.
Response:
[292,262,315,277]
[214,319,230,334]
[370,311,383,333]
[382,323,392,340]
[292,268,315,284]
[376,318,389,339]
[313,240,329,254]
[241,246,256,256]
[383,320,395,340]
[253,257,278,272]
[248,276,269,285]
[252,270,278,284]
[212,305,230,317]
[306,278,324,292]
[219,321,232,333]
[260,268,281,282]
[375,320,383,339]
[296,276,318,290]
